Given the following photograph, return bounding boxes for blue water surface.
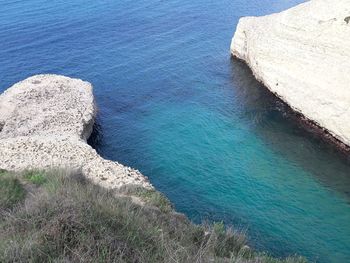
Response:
[1,0,350,262]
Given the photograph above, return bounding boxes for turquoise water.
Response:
[1,0,350,262]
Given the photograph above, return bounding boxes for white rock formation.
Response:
[0,75,151,189]
[231,0,350,147]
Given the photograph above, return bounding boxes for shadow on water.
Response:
[229,57,350,202]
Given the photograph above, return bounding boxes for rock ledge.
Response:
[231,0,350,149]
[0,75,151,189]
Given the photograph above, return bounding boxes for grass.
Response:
[23,170,47,185]
[0,171,26,209]
[120,185,173,213]
[0,170,307,263]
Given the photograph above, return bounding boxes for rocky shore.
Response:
[0,74,151,189]
[231,0,350,151]
[0,76,307,263]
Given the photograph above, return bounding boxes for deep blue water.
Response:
[1,0,350,262]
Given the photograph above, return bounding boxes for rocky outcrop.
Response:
[0,75,151,189]
[231,0,350,148]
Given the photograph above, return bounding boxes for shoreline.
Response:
[230,0,350,156]
[232,56,350,158]
[0,74,308,262]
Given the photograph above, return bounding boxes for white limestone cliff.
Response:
[0,75,151,189]
[231,0,350,147]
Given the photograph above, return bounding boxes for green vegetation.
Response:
[23,170,47,185]
[0,171,25,209]
[0,170,307,263]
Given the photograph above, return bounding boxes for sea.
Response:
[1,0,350,262]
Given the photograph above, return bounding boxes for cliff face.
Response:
[0,75,151,189]
[231,0,350,147]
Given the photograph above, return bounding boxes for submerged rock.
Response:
[231,0,350,148]
[0,75,151,189]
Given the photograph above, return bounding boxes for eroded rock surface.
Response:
[0,75,151,188]
[231,0,350,147]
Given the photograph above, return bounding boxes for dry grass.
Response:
[0,170,307,263]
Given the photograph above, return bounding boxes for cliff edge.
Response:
[0,75,151,189]
[231,0,350,148]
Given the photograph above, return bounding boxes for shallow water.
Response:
[1,0,350,262]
